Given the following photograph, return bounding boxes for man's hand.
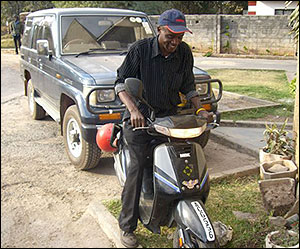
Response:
[118,90,145,128]
[129,108,145,128]
[190,96,214,123]
[197,109,214,123]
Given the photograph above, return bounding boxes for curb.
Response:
[210,164,260,181]
[192,52,297,60]
[210,130,259,158]
[87,200,143,248]
[87,200,125,248]
[220,119,294,130]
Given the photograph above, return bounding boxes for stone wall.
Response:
[149,14,297,56]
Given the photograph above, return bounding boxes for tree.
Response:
[1,1,54,25]
[167,1,247,14]
[52,1,135,9]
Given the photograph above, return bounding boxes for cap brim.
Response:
[166,25,193,34]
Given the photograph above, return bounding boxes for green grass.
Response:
[103,175,273,248]
[207,69,295,121]
[1,34,14,48]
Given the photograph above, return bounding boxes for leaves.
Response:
[263,118,295,157]
[285,1,299,42]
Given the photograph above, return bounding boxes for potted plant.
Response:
[260,159,298,180]
[259,118,295,164]
[265,226,299,248]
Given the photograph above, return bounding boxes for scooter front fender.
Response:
[173,199,216,244]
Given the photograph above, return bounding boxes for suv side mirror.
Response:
[37,40,52,59]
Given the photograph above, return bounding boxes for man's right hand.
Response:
[129,108,145,128]
[118,90,145,128]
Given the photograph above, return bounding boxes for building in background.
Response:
[247,1,298,15]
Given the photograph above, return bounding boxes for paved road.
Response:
[193,56,297,82]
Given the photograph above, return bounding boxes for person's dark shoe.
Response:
[120,230,139,248]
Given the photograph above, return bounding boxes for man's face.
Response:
[157,26,184,56]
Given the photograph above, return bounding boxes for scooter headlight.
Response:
[154,124,206,138]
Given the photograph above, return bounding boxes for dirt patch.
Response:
[1,50,20,70]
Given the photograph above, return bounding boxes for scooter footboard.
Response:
[173,199,217,244]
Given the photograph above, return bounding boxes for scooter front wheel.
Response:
[173,227,218,248]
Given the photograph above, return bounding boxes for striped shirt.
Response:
[115,36,199,119]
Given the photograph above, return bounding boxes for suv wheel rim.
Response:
[66,117,82,158]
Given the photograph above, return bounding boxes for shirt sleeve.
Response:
[114,43,141,95]
[179,43,199,100]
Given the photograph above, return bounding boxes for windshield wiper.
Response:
[75,48,104,58]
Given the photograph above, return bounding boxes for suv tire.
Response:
[63,105,102,170]
[27,79,46,120]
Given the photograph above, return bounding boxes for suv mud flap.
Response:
[173,199,216,244]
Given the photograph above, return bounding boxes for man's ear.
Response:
[157,26,162,34]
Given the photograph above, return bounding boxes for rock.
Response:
[213,221,233,247]
[232,211,259,222]
[269,216,287,227]
[259,178,296,216]
[267,164,289,173]
[284,199,299,219]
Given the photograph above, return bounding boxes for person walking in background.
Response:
[9,14,24,55]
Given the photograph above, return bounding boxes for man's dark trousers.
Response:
[118,120,155,232]
[13,34,21,54]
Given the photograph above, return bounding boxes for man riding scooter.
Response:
[114,9,213,248]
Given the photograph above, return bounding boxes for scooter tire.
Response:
[173,227,218,248]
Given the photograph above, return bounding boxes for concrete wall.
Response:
[149,14,297,56]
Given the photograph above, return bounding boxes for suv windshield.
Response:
[61,15,154,54]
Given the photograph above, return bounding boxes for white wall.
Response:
[255,1,298,15]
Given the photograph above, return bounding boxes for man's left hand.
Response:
[197,110,214,123]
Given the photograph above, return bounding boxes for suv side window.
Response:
[43,26,54,52]
[32,25,43,50]
[31,16,55,52]
[22,17,33,48]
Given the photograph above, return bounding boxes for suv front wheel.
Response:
[63,105,102,170]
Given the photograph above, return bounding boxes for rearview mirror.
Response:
[37,39,52,60]
[124,78,143,100]
[124,78,155,118]
[37,40,49,55]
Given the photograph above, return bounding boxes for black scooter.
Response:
[87,78,222,247]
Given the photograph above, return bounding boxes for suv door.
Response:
[35,16,60,114]
[29,17,44,93]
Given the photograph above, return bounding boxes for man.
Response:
[114,9,212,248]
[9,14,24,55]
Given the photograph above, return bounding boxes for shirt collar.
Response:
[151,37,160,58]
[151,36,179,60]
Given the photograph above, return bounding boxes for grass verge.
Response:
[1,34,14,48]
[103,175,273,248]
[207,69,295,121]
